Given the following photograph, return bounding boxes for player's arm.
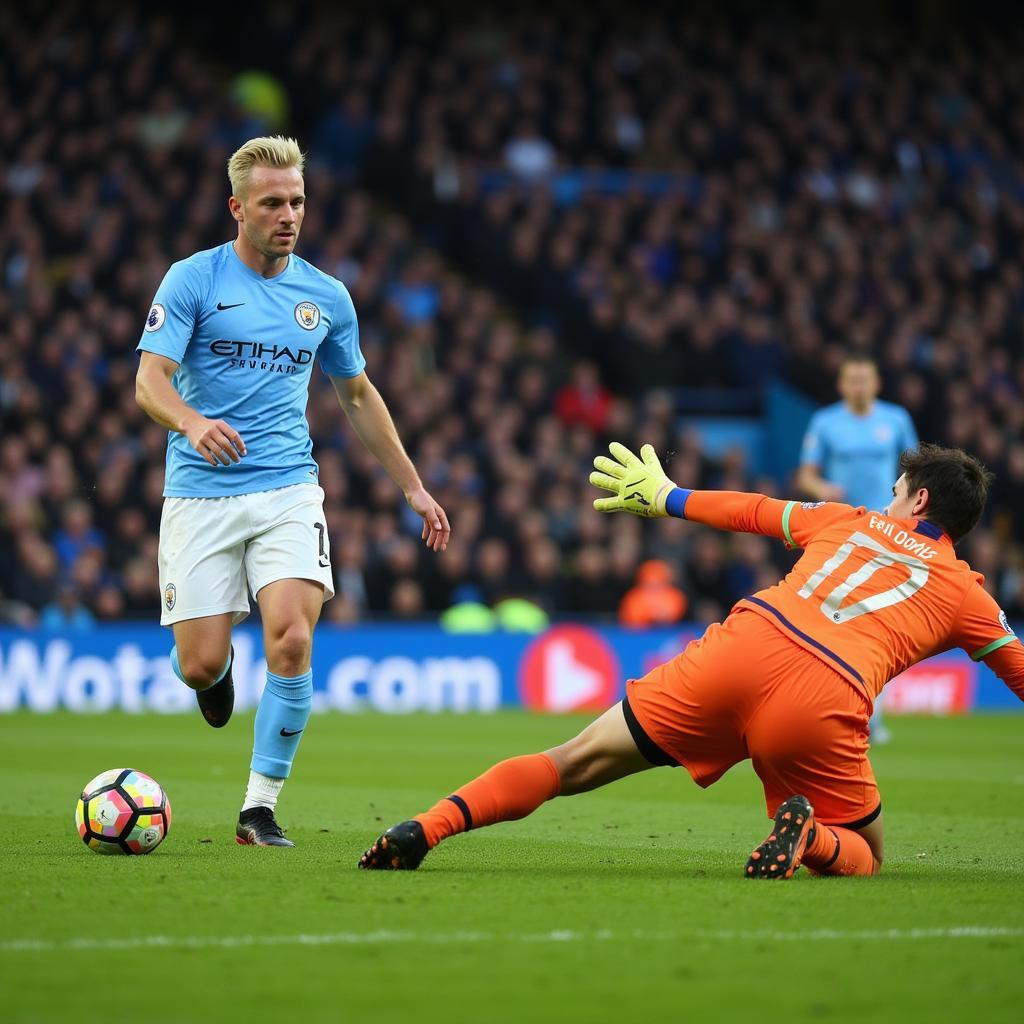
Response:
[135,352,246,467]
[951,584,1024,702]
[330,371,450,552]
[983,642,1024,702]
[795,463,845,503]
[135,260,246,467]
[796,414,844,501]
[590,442,849,545]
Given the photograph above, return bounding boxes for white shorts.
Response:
[158,483,334,626]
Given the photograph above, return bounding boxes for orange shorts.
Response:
[624,608,881,827]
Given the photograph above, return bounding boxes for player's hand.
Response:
[820,482,846,502]
[590,442,675,517]
[183,413,247,467]
[407,486,450,552]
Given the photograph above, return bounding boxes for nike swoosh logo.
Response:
[280,727,304,737]
[216,302,245,311]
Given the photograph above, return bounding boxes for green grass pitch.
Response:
[1,710,1022,1023]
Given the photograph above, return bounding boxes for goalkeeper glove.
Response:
[590,442,676,517]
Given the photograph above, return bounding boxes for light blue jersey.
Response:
[800,401,918,511]
[137,242,365,497]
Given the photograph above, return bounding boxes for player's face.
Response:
[886,474,920,518]
[838,363,880,411]
[236,165,305,260]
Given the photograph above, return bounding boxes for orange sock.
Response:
[414,753,561,848]
[802,823,879,876]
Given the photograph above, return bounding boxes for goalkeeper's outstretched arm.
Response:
[590,442,824,544]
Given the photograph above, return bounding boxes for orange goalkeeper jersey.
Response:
[680,491,1024,703]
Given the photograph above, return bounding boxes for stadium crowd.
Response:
[1,2,1023,628]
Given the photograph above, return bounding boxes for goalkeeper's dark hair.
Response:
[899,444,993,543]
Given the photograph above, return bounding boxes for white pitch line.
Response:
[1,926,1021,954]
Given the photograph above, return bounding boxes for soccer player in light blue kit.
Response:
[135,137,450,846]
[797,353,918,743]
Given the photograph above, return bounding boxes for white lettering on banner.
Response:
[887,677,956,714]
[327,656,500,712]
[1,638,502,714]
[144,659,194,714]
[0,639,70,711]
[0,639,240,713]
[328,656,373,711]
[885,664,973,714]
[64,656,116,712]
[422,658,500,712]
[372,657,421,713]
[112,646,148,713]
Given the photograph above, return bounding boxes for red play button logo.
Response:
[519,626,621,712]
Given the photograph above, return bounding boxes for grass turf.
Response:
[1,710,1022,1023]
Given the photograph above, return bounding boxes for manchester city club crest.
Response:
[294,301,320,331]
[164,582,176,611]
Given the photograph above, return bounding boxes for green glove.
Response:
[590,442,675,517]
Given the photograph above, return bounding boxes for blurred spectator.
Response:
[52,500,104,571]
[313,92,375,180]
[324,593,363,624]
[503,121,556,182]
[516,540,564,612]
[565,546,626,614]
[476,537,515,604]
[12,537,60,609]
[685,534,734,623]
[554,360,613,435]
[121,557,160,618]
[39,585,95,632]
[335,537,370,615]
[1,437,46,502]
[390,578,427,620]
[137,88,190,151]
[619,560,688,628]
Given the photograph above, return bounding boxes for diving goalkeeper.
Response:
[360,442,1023,878]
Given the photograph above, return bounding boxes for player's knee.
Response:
[176,650,226,690]
[267,621,312,675]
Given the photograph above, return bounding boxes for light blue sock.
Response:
[170,646,232,688]
[251,669,313,778]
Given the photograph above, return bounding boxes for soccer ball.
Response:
[75,768,172,855]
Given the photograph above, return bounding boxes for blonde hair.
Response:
[227,136,305,199]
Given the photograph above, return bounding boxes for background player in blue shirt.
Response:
[797,352,918,742]
[797,354,918,510]
[135,137,450,846]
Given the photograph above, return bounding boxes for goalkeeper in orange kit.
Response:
[360,442,1024,879]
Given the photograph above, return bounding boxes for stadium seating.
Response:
[1,4,1021,625]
